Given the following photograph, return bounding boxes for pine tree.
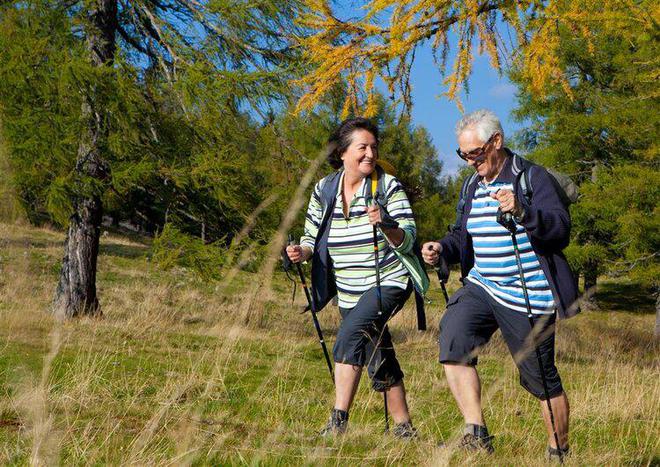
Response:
[0,0,302,318]
[509,4,659,312]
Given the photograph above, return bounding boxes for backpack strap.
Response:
[452,171,479,232]
[362,164,387,203]
[510,151,534,204]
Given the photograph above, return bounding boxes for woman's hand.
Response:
[367,204,382,225]
[286,245,311,263]
[368,204,405,246]
[421,241,442,265]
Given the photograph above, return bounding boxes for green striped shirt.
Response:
[301,172,415,309]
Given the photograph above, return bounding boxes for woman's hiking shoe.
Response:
[546,445,569,463]
[391,421,417,439]
[319,409,348,437]
[457,424,494,453]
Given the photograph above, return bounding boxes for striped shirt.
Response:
[301,172,415,309]
[466,180,555,315]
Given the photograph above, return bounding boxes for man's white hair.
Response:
[455,109,504,143]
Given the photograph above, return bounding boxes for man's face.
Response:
[457,127,502,180]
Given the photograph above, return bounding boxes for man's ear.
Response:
[494,133,504,150]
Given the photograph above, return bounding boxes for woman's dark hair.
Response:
[326,117,379,170]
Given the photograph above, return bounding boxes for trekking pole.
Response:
[496,210,562,454]
[285,235,334,383]
[370,194,389,433]
[427,244,450,304]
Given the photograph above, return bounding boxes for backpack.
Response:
[452,151,579,231]
[319,163,429,331]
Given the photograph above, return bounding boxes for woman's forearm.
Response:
[380,226,404,247]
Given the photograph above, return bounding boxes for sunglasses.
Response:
[456,133,498,162]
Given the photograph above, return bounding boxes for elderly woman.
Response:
[423,109,577,461]
[286,117,426,438]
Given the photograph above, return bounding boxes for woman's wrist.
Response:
[301,245,313,262]
[381,226,404,247]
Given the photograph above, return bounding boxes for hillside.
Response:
[0,222,658,465]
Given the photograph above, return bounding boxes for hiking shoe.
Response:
[457,424,494,453]
[458,432,495,453]
[391,421,417,439]
[319,408,348,437]
[546,445,569,463]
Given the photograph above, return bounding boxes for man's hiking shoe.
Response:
[546,445,569,463]
[391,421,417,439]
[457,424,494,454]
[319,408,348,437]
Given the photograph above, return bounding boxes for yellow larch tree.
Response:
[294,0,655,117]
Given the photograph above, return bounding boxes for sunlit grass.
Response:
[0,222,658,465]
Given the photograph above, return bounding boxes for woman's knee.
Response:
[333,328,368,366]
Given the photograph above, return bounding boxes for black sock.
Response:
[332,408,348,422]
[464,423,490,439]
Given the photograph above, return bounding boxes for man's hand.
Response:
[286,245,311,263]
[422,241,442,266]
[490,189,523,217]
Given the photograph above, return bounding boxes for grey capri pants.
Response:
[334,280,413,391]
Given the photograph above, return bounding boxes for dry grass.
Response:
[0,221,658,465]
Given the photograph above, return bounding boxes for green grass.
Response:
[0,221,658,465]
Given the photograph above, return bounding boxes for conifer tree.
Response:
[509,5,659,311]
[294,0,651,116]
[0,0,301,318]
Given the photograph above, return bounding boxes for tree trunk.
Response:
[655,292,660,340]
[583,267,598,309]
[53,0,116,319]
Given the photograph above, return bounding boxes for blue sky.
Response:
[331,2,523,176]
[406,43,522,175]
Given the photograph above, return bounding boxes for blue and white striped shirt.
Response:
[466,180,555,315]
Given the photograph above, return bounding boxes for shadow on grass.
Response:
[594,280,656,315]
[0,235,149,261]
[0,238,63,249]
[0,237,148,260]
[637,455,660,467]
[99,242,148,259]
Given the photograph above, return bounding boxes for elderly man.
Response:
[423,109,578,461]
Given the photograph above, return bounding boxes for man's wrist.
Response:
[513,206,525,223]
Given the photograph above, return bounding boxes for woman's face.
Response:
[341,129,378,178]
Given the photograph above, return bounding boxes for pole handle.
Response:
[496,207,517,233]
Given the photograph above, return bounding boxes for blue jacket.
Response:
[439,153,580,319]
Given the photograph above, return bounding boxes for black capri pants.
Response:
[334,280,412,392]
[439,280,564,400]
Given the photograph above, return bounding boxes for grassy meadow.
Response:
[0,221,658,465]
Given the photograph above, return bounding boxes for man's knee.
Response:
[518,364,564,400]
